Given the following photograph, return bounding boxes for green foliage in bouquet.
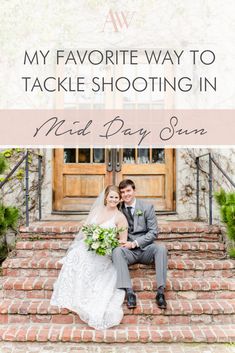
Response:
[82,224,124,256]
[214,189,235,258]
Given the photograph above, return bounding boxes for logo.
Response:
[102,9,135,32]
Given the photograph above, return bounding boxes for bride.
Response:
[50,185,128,329]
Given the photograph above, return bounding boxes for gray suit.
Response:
[112,199,167,289]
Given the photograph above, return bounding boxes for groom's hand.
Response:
[121,241,133,249]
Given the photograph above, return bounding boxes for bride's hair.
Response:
[69,185,121,246]
[104,185,121,206]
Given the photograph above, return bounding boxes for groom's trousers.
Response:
[112,243,168,289]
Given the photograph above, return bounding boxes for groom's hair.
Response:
[119,179,136,190]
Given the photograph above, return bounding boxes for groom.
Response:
[112,179,168,309]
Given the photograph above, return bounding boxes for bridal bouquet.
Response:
[82,224,124,256]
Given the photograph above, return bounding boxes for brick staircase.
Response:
[0,221,235,343]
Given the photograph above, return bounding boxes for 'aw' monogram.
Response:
[103,9,135,32]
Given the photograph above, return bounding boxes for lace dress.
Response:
[50,215,125,329]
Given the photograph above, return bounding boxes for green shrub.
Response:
[0,154,7,175]
[0,204,19,234]
[0,204,19,263]
[229,248,235,258]
[215,189,235,258]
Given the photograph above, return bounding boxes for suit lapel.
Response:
[121,202,133,233]
[133,199,140,230]
[121,203,129,222]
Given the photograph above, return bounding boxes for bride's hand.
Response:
[119,240,126,245]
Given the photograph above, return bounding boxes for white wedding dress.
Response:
[50,214,125,330]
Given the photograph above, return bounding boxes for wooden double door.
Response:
[53,148,175,212]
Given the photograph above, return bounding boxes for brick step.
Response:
[2,258,234,278]
[20,222,221,234]
[19,232,221,242]
[0,323,234,343]
[14,241,226,259]
[132,260,235,278]
[2,277,235,300]
[0,298,234,325]
[12,251,226,261]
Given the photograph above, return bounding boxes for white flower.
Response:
[136,209,143,216]
[92,233,99,240]
[91,242,99,250]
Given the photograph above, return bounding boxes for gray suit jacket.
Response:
[121,199,158,249]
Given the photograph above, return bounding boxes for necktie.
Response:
[127,207,134,232]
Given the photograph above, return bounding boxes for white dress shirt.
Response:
[125,199,136,215]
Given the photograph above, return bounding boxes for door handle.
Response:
[107,148,113,172]
[115,148,121,172]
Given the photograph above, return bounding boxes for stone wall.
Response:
[0,148,45,224]
[176,148,235,222]
[41,149,53,218]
